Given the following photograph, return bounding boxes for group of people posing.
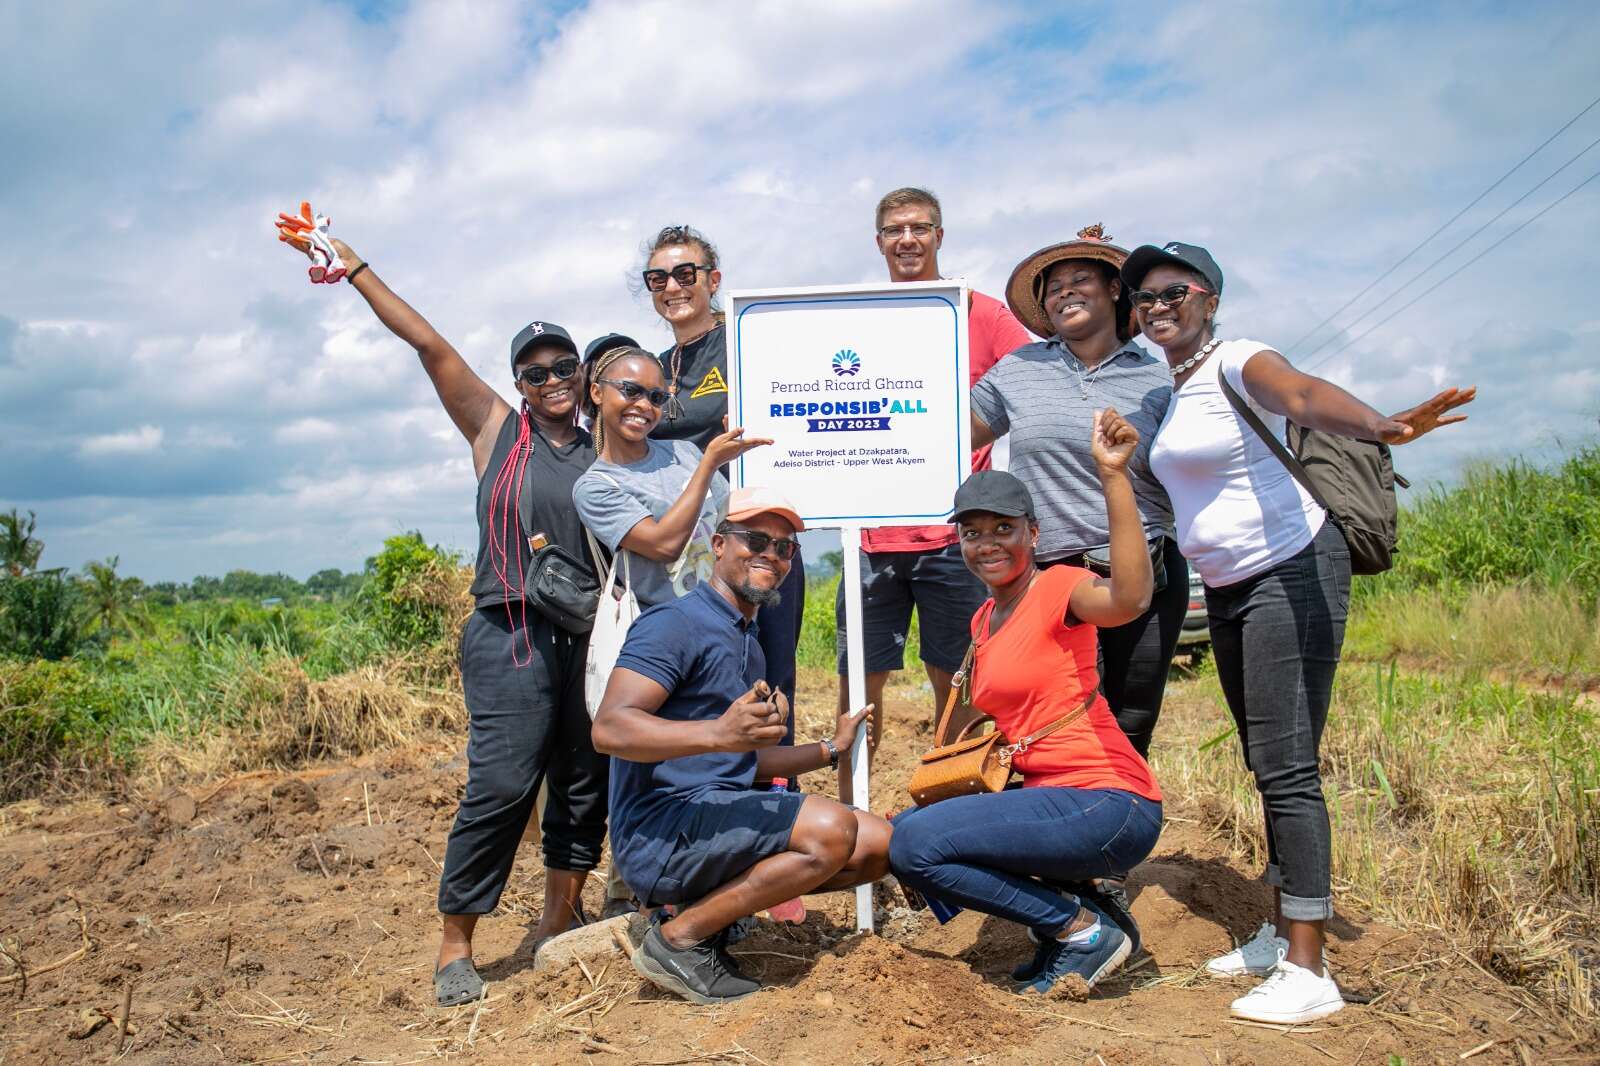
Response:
[285,187,1472,1026]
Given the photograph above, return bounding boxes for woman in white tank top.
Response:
[1126,241,1474,1027]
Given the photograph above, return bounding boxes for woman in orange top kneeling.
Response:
[888,410,1162,996]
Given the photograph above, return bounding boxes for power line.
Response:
[1296,129,1600,364]
[1285,90,1600,356]
[1302,163,1600,373]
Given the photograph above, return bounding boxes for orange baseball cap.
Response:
[724,486,805,532]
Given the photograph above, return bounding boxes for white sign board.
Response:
[725,280,971,525]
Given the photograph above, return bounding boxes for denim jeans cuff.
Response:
[1278,891,1334,921]
[1037,893,1083,940]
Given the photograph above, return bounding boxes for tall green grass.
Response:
[1348,443,1600,681]
[1363,443,1600,600]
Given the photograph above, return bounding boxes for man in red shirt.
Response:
[836,187,1032,777]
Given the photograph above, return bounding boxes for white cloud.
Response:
[275,417,340,444]
[80,425,163,457]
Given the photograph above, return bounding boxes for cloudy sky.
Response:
[3,1,1597,582]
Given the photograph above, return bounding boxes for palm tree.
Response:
[82,556,140,635]
[1,509,44,577]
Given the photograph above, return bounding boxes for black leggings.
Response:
[438,604,609,916]
[1048,539,1188,757]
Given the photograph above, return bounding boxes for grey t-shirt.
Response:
[573,438,730,608]
[971,339,1174,561]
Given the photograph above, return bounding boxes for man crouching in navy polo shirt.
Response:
[592,487,889,1004]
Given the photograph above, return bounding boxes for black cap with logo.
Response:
[952,470,1036,523]
[510,321,579,368]
[1121,242,1225,296]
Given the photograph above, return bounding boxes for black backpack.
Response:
[1219,373,1408,576]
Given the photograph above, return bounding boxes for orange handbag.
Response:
[907,639,1099,807]
[907,641,1010,806]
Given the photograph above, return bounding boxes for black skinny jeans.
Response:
[1205,520,1350,921]
[438,604,609,916]
[1048,538,1188,757]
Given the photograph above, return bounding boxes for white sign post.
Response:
[726,280,971,933]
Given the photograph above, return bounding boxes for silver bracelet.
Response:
[821,738,839,769]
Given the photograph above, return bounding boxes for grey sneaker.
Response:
[631,922,761,1005]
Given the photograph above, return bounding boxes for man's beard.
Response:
[734,580,782,608]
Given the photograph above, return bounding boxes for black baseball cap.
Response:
[583,332,642,364]
[1121,242,1225,296]
[952,470,1035,523]
[510,321,578,368]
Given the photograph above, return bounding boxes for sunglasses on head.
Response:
[597,377,670,408]
[1130,283,1210,311]
[642,263,711,292]
[722,527,799,560]
[517,355,580,386]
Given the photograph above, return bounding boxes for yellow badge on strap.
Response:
[690,367,729,399]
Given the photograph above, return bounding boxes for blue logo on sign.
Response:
[831,349,861,377]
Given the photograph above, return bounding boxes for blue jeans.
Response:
[1205,519,1350,921]
[889,787,1162,937]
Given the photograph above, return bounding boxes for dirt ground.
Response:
[1,678,1593,1065]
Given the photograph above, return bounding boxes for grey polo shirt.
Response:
[970,339,1174,561]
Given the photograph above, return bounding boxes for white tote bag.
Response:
[584,532,640,719]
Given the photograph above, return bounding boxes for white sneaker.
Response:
[1206,922,1286,977]
[1229,958,1345,1024]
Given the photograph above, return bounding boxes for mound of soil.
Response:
[0,681,1589,1065]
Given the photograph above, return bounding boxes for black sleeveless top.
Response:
[469,410,599,608]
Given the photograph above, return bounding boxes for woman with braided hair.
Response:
[278,232,610,1008]
[573,345,768,612]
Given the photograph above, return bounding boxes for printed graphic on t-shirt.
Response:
[669,502,722,597]
[690,367,728,399]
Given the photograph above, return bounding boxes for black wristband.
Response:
[346,262,369,283]
[822,738,839,770]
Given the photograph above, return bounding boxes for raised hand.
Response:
[274,200,348,283]
[716,681,788,752]
[1380,386,1476,445]
[1091,407,1139,473]
[703,427,774,469]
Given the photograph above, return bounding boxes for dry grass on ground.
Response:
[1154,657,1600,1028]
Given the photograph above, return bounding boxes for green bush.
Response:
[0,658,120,800]
[0,570,90,660]
[362,532,464,650]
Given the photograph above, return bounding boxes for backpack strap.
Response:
[1217,370,1331,514]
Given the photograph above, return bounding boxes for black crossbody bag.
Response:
[517,446,605,635]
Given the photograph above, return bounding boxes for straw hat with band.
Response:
[1004,224,1140,342]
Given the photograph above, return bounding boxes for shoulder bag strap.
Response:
[583,528,609,578]
[930,639,979,748]
[1217,370,1331,513]
[999,688,1099,766]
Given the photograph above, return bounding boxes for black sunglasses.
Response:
[1130,283,1210,311]
[597,377,670,408]
[722,527,799,560]
[642,263,711,292]
[517,355,580,386]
